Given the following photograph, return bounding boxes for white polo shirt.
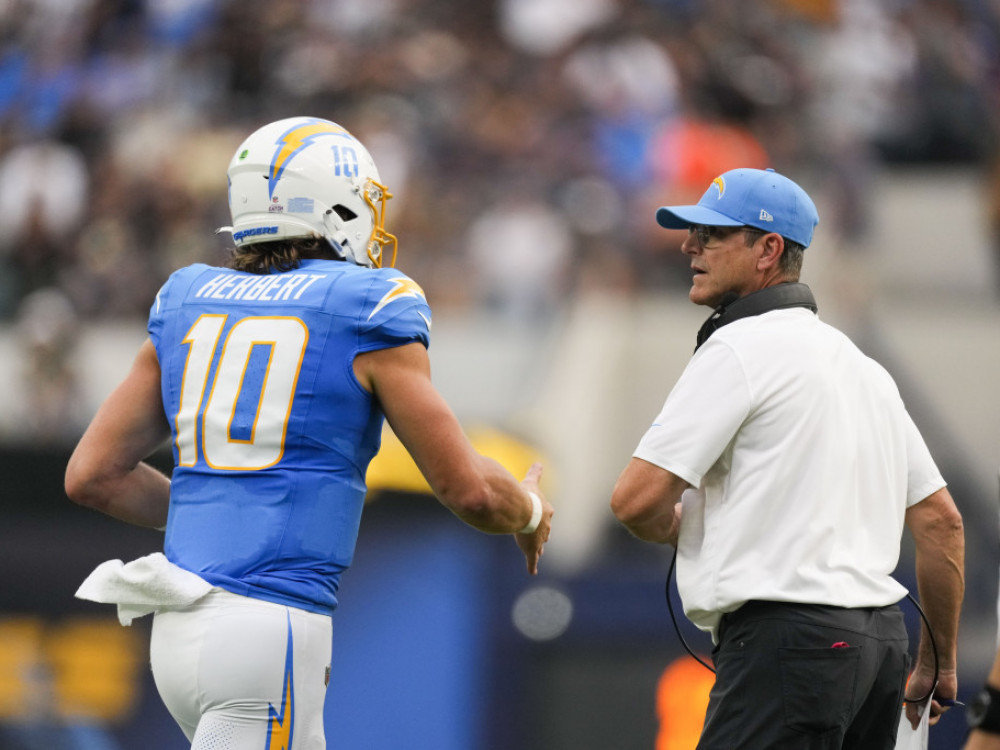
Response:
[633,307,945,640]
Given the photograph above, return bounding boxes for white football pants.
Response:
[150,589,332,750]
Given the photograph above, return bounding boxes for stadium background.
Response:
[0,0,998,747]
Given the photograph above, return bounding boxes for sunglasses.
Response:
[687,224,746,247]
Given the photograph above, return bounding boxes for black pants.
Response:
[697,600,910,750]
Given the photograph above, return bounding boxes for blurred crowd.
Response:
[1,0,999,442]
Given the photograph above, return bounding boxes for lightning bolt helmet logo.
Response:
[268,119,351,199]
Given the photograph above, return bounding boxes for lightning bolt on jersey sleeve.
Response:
[146,259,432,616]
[357,268,431,351]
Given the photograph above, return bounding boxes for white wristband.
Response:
[518,491,543,535]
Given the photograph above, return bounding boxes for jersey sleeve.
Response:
[147,271,178,344]
[147,264,210,344]
[357,269,432,352]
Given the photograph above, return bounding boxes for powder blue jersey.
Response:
[148,259,431,616]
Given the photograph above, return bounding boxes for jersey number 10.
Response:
[175,314,308,471]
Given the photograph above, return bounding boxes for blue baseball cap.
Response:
[655,168,819,248]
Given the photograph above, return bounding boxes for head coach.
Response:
[611,167,965,748]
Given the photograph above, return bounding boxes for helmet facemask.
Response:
[362,178,397,268]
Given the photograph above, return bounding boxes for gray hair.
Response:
[743,228,804,279]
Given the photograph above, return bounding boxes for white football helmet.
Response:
[221,117,397,268]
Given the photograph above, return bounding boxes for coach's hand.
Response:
[905,662,957,729]
[515,463,553,575]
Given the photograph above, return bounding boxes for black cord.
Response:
[665,547,715,673]
[904,591,939,705]
[665,548,941,698]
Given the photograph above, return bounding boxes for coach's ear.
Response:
[755,232,784,272]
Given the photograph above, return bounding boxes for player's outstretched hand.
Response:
[515,462,552,575]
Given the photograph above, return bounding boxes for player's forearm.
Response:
[966,653,1000,749]
[67,459,170,528]
[443,456,537,534]
[965,731,1000,750]
[66,338,171,528]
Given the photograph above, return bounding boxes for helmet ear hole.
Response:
[332,205,357,221]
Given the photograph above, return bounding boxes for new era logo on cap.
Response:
[655,168,819,247]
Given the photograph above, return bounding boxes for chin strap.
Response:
[695,282,818,351]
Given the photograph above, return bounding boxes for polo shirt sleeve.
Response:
[633,339,752,488]
[902,409,946,506]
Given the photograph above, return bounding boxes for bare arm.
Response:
[903,486,965,728]
[611,457,689,545]
[964,647,1000,750]
[354,342,552,574]
[65,339,172,528]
